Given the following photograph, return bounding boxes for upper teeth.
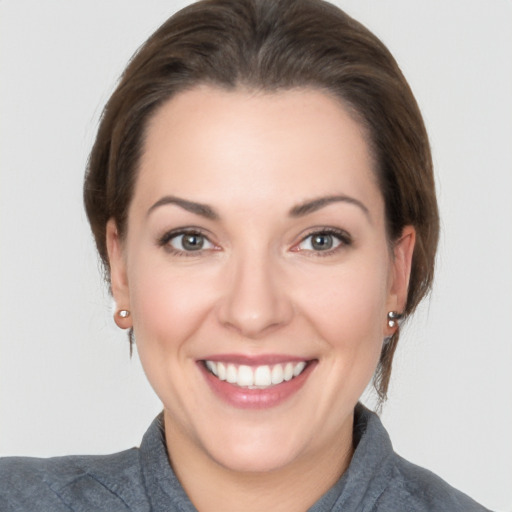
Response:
[205,361,307,388]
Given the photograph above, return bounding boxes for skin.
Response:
[107,86,415,512]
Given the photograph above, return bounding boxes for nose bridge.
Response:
[217,243,292,338]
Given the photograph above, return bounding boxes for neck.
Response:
[163,411,354,512]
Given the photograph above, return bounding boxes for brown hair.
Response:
[84,0,439,402]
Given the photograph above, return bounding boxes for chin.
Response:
[209,442,302,474]
[196,419,314,474]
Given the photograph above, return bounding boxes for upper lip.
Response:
[200,354,313,365]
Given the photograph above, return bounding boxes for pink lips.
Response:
[199,355,317,409]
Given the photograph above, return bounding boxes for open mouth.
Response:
[202,360,310,389]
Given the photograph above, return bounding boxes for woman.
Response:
[0,0,492,510]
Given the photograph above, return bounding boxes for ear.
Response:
[387,225,416,314]
[106,218,132,329]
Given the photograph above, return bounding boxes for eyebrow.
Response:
[147,194,370,221]
[289,195,370,219]
[147,196,219,220]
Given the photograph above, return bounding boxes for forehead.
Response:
[134,85,382,216]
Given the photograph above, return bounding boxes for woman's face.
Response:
[108,86,414,474]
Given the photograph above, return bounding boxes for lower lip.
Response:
[199,361,316,409]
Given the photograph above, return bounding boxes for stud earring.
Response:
[118,310,130,319]
[387,311,402,328]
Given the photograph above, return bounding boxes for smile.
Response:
[200,356,316,409]
[204,360,308,388]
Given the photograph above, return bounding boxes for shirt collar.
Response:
[138,403,395,512]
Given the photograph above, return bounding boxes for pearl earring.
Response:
[118,310,130,319]
[387,311,402,328]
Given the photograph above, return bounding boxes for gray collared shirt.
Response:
[0,404,490,511]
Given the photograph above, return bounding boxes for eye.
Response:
[294,229,351,254]
[159,230,216,254]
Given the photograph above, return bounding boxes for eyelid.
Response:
[157,227,219,255]
[291,227,353,254]
[157,226,351,256]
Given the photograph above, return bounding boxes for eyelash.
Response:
[157,227,352,257]
[158,228,215,257]
[293,228,353,257]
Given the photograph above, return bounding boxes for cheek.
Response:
[125,260,222,415]
[127,259,217,353]
[296,258,390,346]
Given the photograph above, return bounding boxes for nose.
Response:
[216,250,294,339]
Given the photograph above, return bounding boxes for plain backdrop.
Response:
[1,1,511,510]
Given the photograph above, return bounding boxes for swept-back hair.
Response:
[84,0,439,401]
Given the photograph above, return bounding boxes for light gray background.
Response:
[1,1,511,510]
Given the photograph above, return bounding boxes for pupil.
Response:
[182,234,204,251]
[312,234,332,250]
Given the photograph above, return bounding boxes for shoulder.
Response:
[347,404,491,512]
[0,449,149,512]
[378,453,491,512]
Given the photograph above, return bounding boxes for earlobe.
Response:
[106,219,132,329]
[389,225,416,313]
